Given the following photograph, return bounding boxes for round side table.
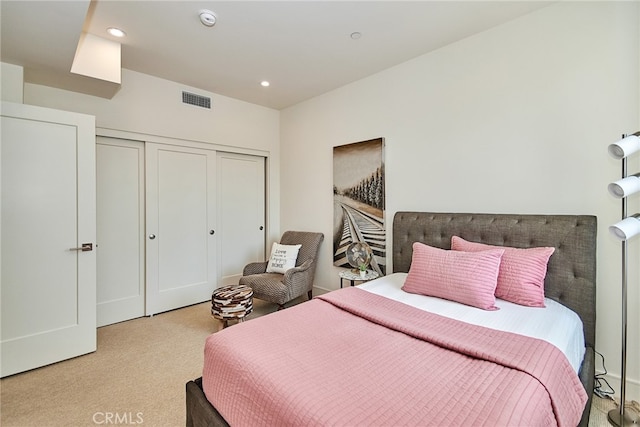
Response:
[339,269,379,288]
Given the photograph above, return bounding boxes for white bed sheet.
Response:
[358,272,586,373]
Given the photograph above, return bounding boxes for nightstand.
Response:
[339,269,379,288]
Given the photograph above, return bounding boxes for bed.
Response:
[186,212,596,427]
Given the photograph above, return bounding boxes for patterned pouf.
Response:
[211,284,254,327]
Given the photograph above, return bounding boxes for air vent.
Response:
[182,91,211,109]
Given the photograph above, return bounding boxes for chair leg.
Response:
[307,290,313,300]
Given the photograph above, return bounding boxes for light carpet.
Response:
[0,296,621,426]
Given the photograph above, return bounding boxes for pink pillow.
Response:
[401,242,504,311]
[451,236,555,307]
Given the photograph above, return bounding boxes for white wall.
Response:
[24,68,282,243]
[280,1,640,401]
[1,62,24,103]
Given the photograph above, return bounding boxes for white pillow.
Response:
[266,243,302,274]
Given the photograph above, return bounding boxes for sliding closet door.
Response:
[217,152,265,286]
[145,143,216,315]
[96,137,145,326]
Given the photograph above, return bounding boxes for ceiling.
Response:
[1,1,553,110]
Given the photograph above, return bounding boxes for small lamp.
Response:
[608,132,640,160]
[608,174,640,199]
[609,214,640,241]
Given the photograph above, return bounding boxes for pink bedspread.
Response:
[202,287,587,427]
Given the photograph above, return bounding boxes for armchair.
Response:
[239,231,324,310]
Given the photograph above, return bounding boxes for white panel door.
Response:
[145,143,216,315]
[1,102,96,377]
[96,137,145,326]
[217,152,265,287]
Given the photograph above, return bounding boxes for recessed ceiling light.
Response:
[260,81,270,87]
[107,27,126,38]
[350,32,362,40]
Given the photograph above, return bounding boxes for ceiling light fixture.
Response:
[199,9,217,27]
[350,32,362,40]
[107,27,126,38]
[261,81,270,87]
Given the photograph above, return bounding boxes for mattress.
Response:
[359,272,586,373]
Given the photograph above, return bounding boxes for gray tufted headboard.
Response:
[392,212,597,349]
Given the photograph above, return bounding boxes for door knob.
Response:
[70,243,93,252]
[149,234,156,240]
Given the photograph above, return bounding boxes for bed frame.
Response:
[186,212,597,427]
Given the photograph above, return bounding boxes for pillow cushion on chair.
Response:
[266,243,302,274]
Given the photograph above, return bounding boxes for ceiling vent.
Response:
[182,91,211,109]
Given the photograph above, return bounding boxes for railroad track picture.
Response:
[333,138,386,275]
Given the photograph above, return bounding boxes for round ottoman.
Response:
[211,284,253,328]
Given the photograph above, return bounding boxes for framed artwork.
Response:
[332,137,386,275]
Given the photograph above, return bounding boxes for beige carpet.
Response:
[0,297,289,427]
[0,297,622,426]
[590,395,620,426]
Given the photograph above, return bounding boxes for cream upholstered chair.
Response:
[239,231,324,310]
